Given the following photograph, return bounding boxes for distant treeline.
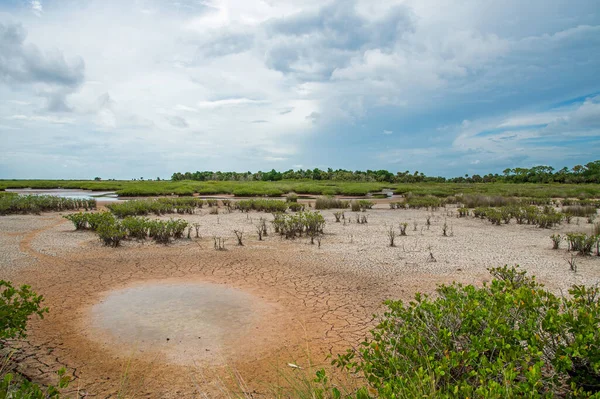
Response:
[172,160,600,184]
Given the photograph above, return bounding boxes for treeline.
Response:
[171,160,600,184]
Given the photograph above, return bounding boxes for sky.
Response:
[0,0,599,179]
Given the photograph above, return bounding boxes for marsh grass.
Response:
[3,180,600,200]
[563,206,597,218]
[235,199,288,213]
[107,198,203,218]
[315,197,349,210]
[0,195,96,215]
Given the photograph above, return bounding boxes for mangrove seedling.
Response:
[399,222,408,236]
[551,234,562,250]
[234,230,244,246]
[388,226,397,247]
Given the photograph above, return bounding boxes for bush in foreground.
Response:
[334,266,600,398]
[1,281,47,341]
[1,281,70,398]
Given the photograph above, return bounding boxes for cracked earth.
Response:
[1,204,599,397]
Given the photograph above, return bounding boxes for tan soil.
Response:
[1,204,599,397]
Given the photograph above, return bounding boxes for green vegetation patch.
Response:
[334,266,600,398]
[0,195,96,215]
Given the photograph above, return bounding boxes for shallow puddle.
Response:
[90,282,276,365]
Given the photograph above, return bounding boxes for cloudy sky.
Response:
[0,0,599,179]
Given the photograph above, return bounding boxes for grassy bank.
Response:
[2,180,600,199]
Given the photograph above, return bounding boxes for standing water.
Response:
[7,188,121,201]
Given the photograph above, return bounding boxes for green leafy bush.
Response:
[272,211,325,241]
[1,369,70,399]
[566,233,599,255]
[121,216,149,240]
[0,281,70,399]
[87,212,114,230]
[1,281,47,341]
[63,212,88,230]
[334,266,600,398]
[96,220,127,247]
[286,193,298,203]
[288,202,305,212]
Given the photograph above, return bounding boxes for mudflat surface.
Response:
[1,203,599,397]
[90,281,281,366]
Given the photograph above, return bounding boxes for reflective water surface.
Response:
[7,188,120,201]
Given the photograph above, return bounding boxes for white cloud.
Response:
[0,0,598,178]
[30,1,43,16]
[196,98,268,108]
[5,114,75,124]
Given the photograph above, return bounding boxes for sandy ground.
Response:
[1,203,599,397]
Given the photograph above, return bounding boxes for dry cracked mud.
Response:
[1,205,599,397]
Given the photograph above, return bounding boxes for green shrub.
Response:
[1,280,47,341]
[334,266,600,397]
[64,212,88,230]
[147,219,188,244]
[473,207,489,218]
[288,202,305,212]
[96,220,127,247]
[87,212,114,230]
[271,211,325,241]
[551,234,562,249]
[566,233,598,255]
[121,216,149,240]
[286,193,298,203]
[485,209,502,225]
[1,369,70,399]
[536,207,563,228]
[0,281,70,398]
